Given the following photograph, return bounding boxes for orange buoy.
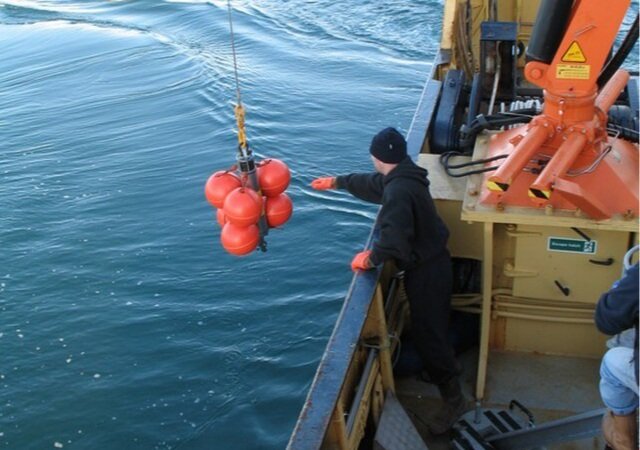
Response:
[216,208,227,227]
[257,158,291,197]
[265,193,293,228]
[223,187,263,227]
[205,171,241,208]
[221,223,260,256]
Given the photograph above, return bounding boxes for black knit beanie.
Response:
[369,127,407,164]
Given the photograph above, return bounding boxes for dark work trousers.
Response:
[403,250,458,385]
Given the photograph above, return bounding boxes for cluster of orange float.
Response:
[204,158,293,255]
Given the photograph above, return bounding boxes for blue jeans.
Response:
[599,346,639,415]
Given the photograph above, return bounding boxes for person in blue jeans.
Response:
[596,263,639,450]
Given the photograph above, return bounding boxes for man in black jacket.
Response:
[596,263,639,449]
[311,127,465,435]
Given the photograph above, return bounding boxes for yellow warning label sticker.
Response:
[556,64,591,80]
[561,41,587,63]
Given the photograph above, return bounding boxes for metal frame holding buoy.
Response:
[204,0,293,256]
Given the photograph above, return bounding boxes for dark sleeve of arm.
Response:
[369,190,414,266]
[595,264,639,335]
[335,173,385,204]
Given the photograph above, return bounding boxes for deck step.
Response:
[374,391,429,450]
[453,406,528,450]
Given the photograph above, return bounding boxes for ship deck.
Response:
[395,347,606,449]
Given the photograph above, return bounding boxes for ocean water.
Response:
[1,1,638,449]
[0,1,440,449]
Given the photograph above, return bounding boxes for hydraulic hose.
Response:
[459,108,537,150]
[598,14,639,88]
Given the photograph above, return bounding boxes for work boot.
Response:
[427,377,467,435]
[420,360,463,384]
[602,409,638,450]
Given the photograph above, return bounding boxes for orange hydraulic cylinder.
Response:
[524,0,630,96]
[487,124,548,192]
[529,132,588,202]
[596,69,630,114]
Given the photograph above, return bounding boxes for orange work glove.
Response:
[351,250,373,271]
[310,177,337,190]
